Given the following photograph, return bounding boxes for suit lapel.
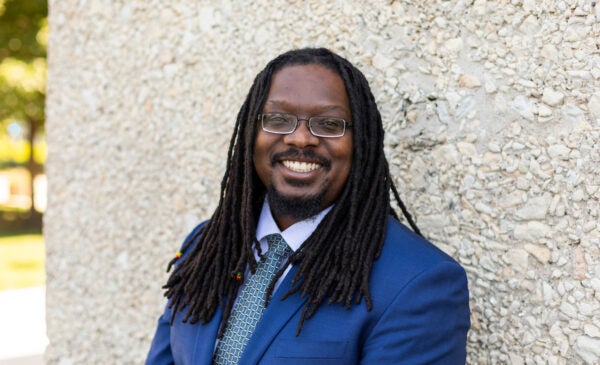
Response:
[238,265,307,364]
[190,307,222,365]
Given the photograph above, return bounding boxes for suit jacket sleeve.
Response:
[361,261,470,364]
[146,221,208,365]
[146,305,175,365]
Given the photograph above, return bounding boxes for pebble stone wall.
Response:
[45,1,599,364]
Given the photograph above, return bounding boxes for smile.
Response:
[282,160,321,173]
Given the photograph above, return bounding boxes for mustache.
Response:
[271,149,331,170]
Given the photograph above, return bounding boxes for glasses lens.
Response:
[310,117,346,137]
[262,114,295,134]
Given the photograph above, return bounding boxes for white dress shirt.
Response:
[213,199,332,351]
[254,198,332,292]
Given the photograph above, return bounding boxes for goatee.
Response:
[267,185,325,222]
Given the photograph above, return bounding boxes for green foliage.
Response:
[0,129,29,164]
[0,57,45,122]
[0,119,46,166]
[0,0,47,166]
[0,0,47,62]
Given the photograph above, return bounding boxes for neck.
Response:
[266,188,326,230]
[272,214,300,231]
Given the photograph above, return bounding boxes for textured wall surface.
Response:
[45,1,599,364]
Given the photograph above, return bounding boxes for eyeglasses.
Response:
[258,113,352,138]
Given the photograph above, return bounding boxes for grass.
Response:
[0,231,45,291]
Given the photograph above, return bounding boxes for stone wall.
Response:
[45,1,600,363]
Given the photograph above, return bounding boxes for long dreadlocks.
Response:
[163,48,422,336]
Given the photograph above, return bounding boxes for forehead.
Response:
[264,64,351,117]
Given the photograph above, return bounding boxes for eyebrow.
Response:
[264,100,349,114]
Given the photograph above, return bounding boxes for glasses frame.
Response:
[258,113,352,138]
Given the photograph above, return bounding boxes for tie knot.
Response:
[265,234,291,259]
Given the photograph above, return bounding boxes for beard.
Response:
[267,183,326,222]
[265,148,331,221]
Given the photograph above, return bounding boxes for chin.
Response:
[267,186,326,221]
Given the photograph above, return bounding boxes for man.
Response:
[147,48,470,364]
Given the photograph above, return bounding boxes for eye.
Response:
[265,114,291,127]
[314,118,344,132]
[262,114,296,133]
[322,119,342,127]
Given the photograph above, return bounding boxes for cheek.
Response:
[335,138,353,170]
[339,156,352,186]
[253,132,276,185]
[330,140,353,183]
[252,147,267,182]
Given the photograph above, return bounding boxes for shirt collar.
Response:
[255,198,332,253]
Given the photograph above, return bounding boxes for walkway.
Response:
[0,286,47,365]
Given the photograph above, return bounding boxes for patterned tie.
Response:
[213,234,292,365]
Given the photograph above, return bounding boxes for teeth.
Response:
[282,160,320,173]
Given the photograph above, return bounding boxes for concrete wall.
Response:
[45,1,600,363]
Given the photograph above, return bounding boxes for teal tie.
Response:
[213,234,292,365]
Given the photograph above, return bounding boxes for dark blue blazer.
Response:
[146,217,470,364]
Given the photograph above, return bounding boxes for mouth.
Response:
[281,160,322,173]
[272,149,331,173]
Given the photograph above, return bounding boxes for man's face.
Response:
[253,64,353,228]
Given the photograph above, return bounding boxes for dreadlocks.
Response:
[163,48,422,336]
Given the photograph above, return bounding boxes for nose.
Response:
[283,119,319,147]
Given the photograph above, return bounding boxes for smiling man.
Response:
[146,48,470,365]
[254,63,353,230]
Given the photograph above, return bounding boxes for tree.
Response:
[0,0,47,228]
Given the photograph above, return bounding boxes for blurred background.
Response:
[2,0,598,363]
[0,0,48,363]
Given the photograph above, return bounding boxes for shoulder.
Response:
[184,220,210,244]
[182,220,210,251]
[361,218,470,364]
[172,220,210,264]
[382,216,459,267]
[368,216,467,297]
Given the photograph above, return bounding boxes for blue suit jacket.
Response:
[146,217,470,364]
